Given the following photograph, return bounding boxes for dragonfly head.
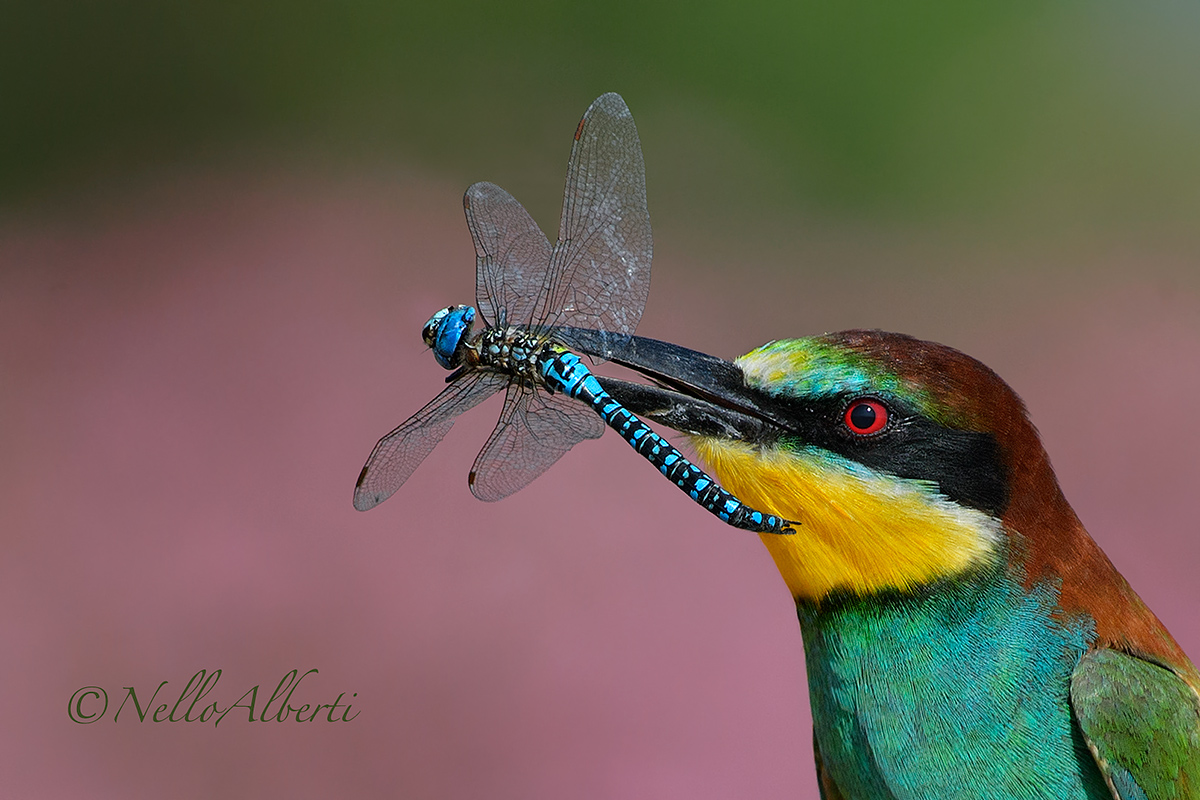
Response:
[423,305,477,369]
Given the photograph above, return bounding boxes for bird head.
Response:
[696,329,1085,602]
[594,329,1085,604]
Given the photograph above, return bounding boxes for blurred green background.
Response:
[6,0,1200,242]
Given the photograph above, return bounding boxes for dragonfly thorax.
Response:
[470,326,557,384]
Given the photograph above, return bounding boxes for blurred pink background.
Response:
[1,162,1197,798]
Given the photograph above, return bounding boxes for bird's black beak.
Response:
[557,327,792,443]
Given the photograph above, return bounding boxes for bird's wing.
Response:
[1070,648,1200,800]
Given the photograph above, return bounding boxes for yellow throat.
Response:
[691,437,1002,602]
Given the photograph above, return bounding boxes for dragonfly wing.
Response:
[464,181,554,328]
[541,92,652,360]
[354,371,508,511]
[469,382,605,502]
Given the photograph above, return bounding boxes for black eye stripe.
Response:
[766,395,1008,516]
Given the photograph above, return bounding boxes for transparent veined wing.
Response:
[539,92,652,360]
[464,181,554,330]
[354,371,510,510]
[468,381,605,502]
[463,94,650,498]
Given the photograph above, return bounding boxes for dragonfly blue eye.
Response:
[426,305,476,369]
[421,307,453,346]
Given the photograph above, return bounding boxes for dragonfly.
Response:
[354,92,796,535]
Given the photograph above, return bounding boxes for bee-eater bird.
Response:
[589,328,1199,800]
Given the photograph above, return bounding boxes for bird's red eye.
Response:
[843,399,888,435]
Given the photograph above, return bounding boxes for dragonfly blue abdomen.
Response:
[538,347,795,534]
